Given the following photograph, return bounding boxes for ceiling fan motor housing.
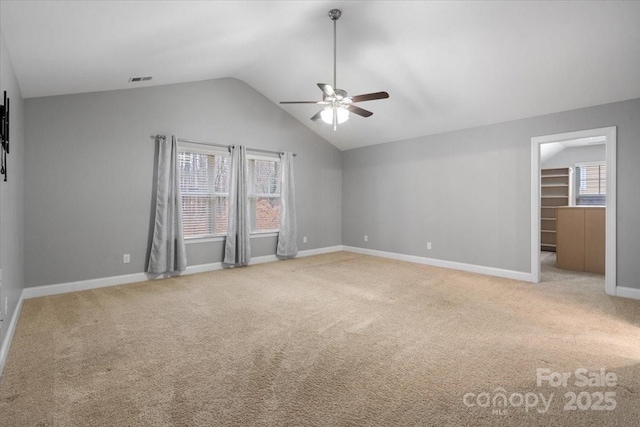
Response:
[324,88,348,102]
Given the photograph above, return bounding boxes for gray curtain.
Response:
[224,145,251,266]
[277,151,298,259]
[148,136,187,273]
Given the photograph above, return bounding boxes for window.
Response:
[178,148,230,238]
[247,156,281,233]
[178,148,281,238]
[576,162,606,206]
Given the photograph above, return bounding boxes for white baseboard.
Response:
[201,246,347,268]
[250,255,279,265]
[22,243,636,302]
[183,262,223,275]
[22,245,346,300]
[297,245,345,257]
[0,291,24,377]
[342,246,531,282]
[23,271,152,299]
[615,286,640,301]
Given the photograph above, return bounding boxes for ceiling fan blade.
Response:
[346,104,373,118]
[350,91,389,103]
[310,111,323,121]
[318,83,336,98]
[280,101,329,105]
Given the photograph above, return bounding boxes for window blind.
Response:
[178,151,230,238]
[247,157,281,233]
[576,163,606,206]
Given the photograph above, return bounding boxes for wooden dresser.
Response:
[556,206,605,274]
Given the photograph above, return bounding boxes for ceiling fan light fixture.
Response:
[321,106,349,125]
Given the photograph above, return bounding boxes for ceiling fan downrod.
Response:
[329,9,341,90]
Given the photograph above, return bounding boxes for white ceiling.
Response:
[539,136,606,163]
[2,1,640,151]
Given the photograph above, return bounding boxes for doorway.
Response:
[530,127,616,295]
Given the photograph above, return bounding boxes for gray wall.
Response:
[25,78,342,288]
[343,98,640,290]
[0,31,25,346]
[19,77,640,292]
[542,144,606,169]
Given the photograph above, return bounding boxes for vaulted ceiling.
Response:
[2,1,640,150]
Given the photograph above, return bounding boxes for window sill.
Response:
[251,231,279,238]
[185,236,225,244]
[185,231,279,244]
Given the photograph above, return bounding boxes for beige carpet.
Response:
[1,252,639,426]
[540,250,605,284]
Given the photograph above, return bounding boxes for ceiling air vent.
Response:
[128,76,152,82]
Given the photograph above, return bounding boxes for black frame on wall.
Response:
[0,90,9,181]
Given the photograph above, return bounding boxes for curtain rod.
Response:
[150,135,296,157]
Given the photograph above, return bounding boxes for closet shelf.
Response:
[540,167,570,252]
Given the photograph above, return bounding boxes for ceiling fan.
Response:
[280,9,389,131]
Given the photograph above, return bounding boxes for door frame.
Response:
[530,126,616,295]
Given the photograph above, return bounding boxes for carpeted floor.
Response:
[1,252,639,426]
[540,250,606,285]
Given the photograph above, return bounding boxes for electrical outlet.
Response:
[303,236,307,243]
[364,235,368,242]
[123,254,131,264]
[427,242,432,250]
